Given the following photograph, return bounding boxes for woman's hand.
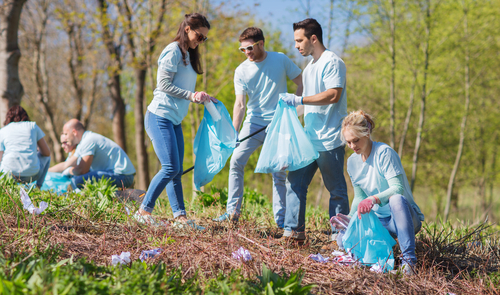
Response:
[357,196,378,219]
[330,213,351,230]
[192,91,218,103]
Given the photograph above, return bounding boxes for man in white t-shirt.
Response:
[281,18,349,240]
[214,27,303,228]
[51,119,136,189]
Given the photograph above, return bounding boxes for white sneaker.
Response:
[133,211,166,227]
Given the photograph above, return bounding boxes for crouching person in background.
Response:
[332,110,425,275]
[0,105,51,188]
[55,119,136,189]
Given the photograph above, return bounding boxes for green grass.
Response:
[0,175,499,294]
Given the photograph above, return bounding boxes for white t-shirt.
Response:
[234,51,302,126]
[0,121,45,177]
[347,141,424,220]
[303,50,347,152]
[74,131,136,175]
[148,42,197,125]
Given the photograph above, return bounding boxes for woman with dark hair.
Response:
[134,13,215,229]
[0,105,51,187]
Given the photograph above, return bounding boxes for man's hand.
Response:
[281,93,303,107]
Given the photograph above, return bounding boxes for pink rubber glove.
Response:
[192,91,211,103]
[357,198,376,219]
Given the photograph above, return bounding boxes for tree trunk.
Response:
[410,2,431,192]
[389,0,396,148]
[134,67,149,190]
[327,0,334,48]
[398,69,417,157]
[444,4,471,221]
[108,74,127,152]
[29,3,64,163]
[98,0,127,152]
[34,33,64,163]
[0,0,26,127]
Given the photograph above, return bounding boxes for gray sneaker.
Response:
[213,212,239,223]
[283,230,306,240]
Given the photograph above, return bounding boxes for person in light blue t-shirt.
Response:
[281,18,349,241]
[0,105,51,187]
[331,110,424,275]
[54,119,136,190]
[136,13,216,230]
[213,27,303,227]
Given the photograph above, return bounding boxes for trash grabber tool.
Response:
[182,125,268,175]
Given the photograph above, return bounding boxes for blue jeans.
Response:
[227,122,286,227]
[71,170,135,189]
[17,152,51,188]
[141,111,185,217]
[379,194,422,265]
[337,194,422,265]
[284,146,349,234]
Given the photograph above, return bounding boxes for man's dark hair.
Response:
[293,18,323,45]
[239,27,265,43]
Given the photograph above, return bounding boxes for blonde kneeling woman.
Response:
[331,110,425,274]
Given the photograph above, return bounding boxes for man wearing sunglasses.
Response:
[214,27,303,228]
[280,18,349,242]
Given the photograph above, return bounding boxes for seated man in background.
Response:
[44,135,79,193]
[52,119,136,189]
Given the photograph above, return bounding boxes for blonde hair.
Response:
[341,110,375,143]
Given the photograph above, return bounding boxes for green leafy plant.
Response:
[256,264,315,295]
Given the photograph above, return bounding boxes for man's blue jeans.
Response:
[141,111,186,217]
[284,146,349,235]
[226,122,286,227]
[71,170,134,189]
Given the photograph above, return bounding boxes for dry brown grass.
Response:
[1,210,499,295]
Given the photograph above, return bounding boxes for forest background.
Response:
[1,0,499,224]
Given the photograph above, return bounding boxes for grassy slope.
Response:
[0,177,499,294]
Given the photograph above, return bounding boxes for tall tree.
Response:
[410,0,432,192]
[0,0,26,126]
[444,0,471,221]
[57,0,99,128]
[97,0,127,152]
[26,0,65,162]
[121,0,167,190]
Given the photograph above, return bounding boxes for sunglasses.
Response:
[239,41,259,53]
[192,30,208,43]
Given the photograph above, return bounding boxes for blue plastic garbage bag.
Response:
[40,172,72,194]
[255,97,319,173]
[342,211,396,271]
[193,101,237,190]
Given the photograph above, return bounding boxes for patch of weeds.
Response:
[196,186,229,207]
[256,264,315,295]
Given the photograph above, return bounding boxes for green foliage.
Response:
[0,246,316,294]
[256,264,314,295]
[196,186,229,207]
[79,177,118,217]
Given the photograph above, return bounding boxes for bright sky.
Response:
[218,0,353,54]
